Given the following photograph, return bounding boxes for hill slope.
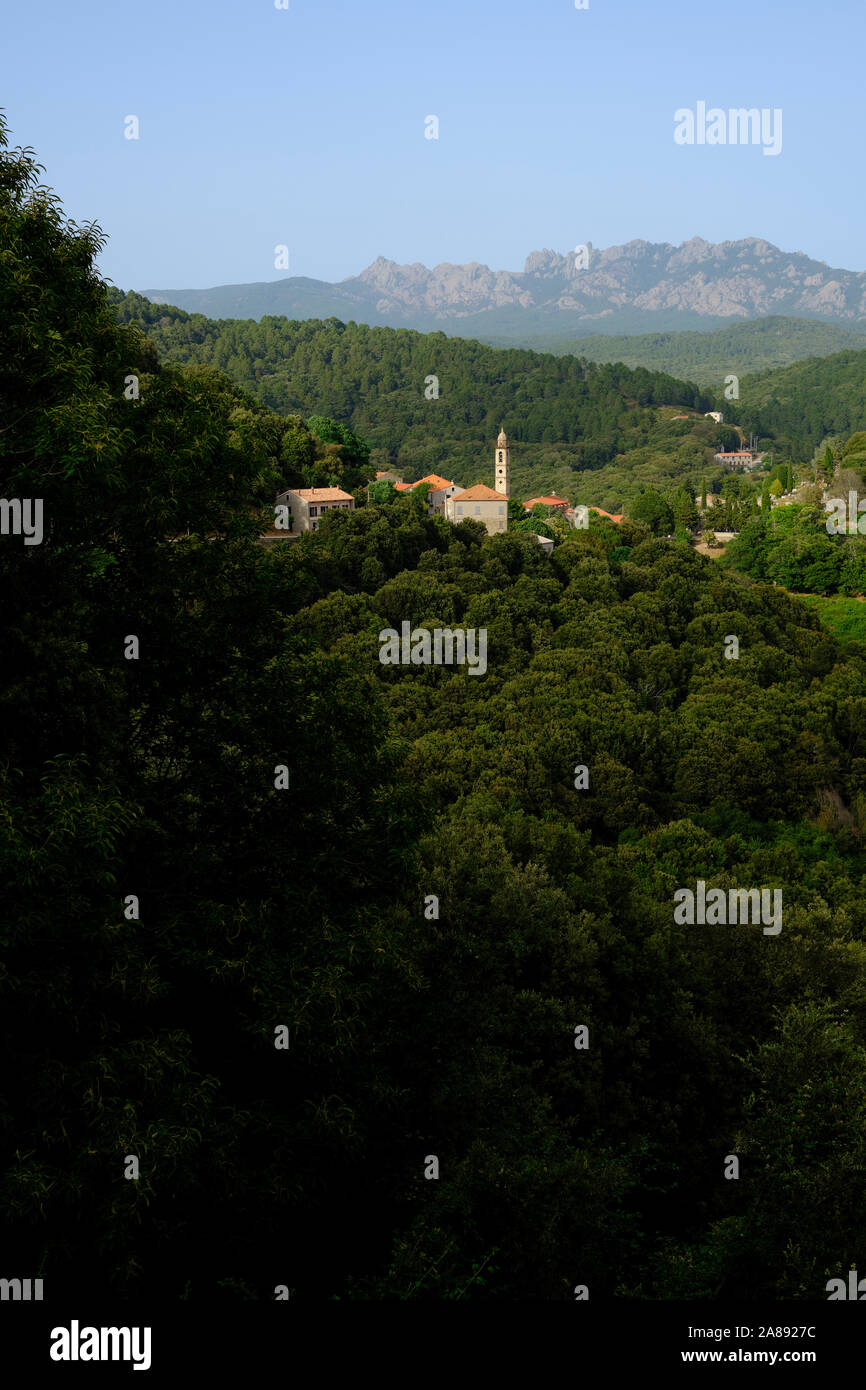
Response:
[733,348,866,460]
[9,112,866,1306]
[514,316,866,385]
[118,287,866,484]
[109,289,731,508]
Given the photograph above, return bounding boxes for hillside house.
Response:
[411,473,460,516]
[275,486,354,533]
[564,506,623,525]
[713,450,763,470]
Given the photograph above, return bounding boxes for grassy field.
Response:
[798,594,866,642]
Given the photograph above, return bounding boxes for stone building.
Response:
[275,486,354,533]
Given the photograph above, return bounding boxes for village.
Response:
[273,428,609,554]
[269,422,775,555]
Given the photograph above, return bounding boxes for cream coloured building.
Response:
[411,473,460,516]
[446,483,508,535]
[275,486,354,533]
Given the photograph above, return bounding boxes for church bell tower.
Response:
[495,426,510,496]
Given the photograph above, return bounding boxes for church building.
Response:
[445,428,510,536]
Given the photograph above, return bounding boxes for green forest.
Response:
[719,432,866,596]
[4,115,866,1303]
[729,349,866,463]
[502,315,866,386]
[108,288,729,510]
[107,287,866,513]
[723,501,866,596]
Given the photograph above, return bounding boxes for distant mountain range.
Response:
[144,237,866,342]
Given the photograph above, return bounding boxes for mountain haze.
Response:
[145,236,866,340]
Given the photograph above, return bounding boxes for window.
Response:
[309,506,318,517]
[498,451,503,462]
[475,506,481,515]
[457,505,463,516]
[498,505,504,514]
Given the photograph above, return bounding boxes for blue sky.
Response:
[2,0,862,291]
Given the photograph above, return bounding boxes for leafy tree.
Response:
[673,487,700,532]
[628,489,673,535]
[368,478,396,505]
[279,417,316,481]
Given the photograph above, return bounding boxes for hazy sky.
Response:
[3,0,862,291]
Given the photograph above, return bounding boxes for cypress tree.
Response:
[761,480,771,518]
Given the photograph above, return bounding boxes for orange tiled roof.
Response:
[285,487,354,501]
[414,473,456,491]
[452,483,507,502]
[525,494,569,508]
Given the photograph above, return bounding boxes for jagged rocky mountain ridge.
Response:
[145,236,866,338]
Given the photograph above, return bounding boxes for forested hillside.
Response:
[108,288,723,508]
[731,349,866,461]
[520,316,866,386]
[5,116,866,1304]
[112,288,866,497]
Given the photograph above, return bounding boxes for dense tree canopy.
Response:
[729,348,866,462]
[4,115,866,1304]
[723,459,866,596]
[107,288,725,510]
